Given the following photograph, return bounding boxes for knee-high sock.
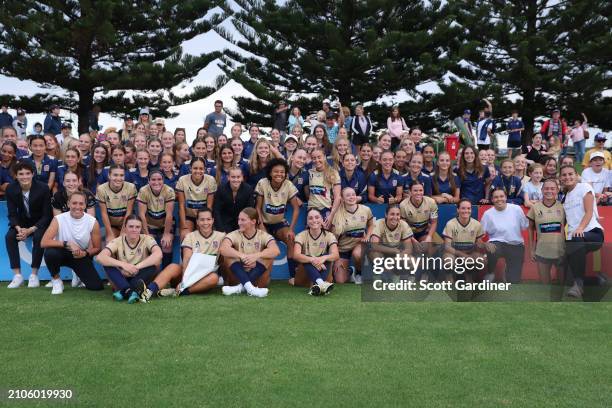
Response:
[304,263,323,283]
[231,262,266,285]
[288,259,297,278]
[105,267,131,295]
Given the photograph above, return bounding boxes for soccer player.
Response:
[442,199,490,283]
[176,157,217,241]
[138,208,225,302]
[369,205,415,279]
[527,178,566,283]
[219,208,280,298]
[95,215,166,304]
[95,164,137,241]
[293,209,340,295]
[255,158,301,282]
[367,150,403,205]
[332,187,374,284]
[307,148,342,229]
[137,170,176,268]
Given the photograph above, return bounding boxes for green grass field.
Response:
[1,283,611,407]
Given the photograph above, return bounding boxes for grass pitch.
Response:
[1,283,611,407]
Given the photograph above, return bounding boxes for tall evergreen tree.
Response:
[0,0,221,132]
[443,0,611,140]
[222,0,456,127]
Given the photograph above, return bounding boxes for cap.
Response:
[590,151,606,161]
[322,99,331,105]
[285,135,299,144]
[326,111,336,119]
[154,118,165,125]
[552,108,560,113]
[139,107,150,116]
[49,104,60,111]
[61,122,72,129]
[463,109,471,115]
[124,114,133,120]
[594,132,607,141]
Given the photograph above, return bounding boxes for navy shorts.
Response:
[339,251,352,260]
[265,220,290,236]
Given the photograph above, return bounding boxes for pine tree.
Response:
[443,0,611,141]
[0,0,221,132]
[222,0,455,127]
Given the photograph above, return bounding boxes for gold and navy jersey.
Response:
[224,229,275,255]
[333,204,373,252]
[181,230,226,257]
[527,201,565,259]
[255,178,298,224]
[136,184,175,230]
[294,229,338,257]
[96,181,137,227]
[442,217,485,252]
[175,174,217,218]
[371,219,413,244]
[400,196,438,235]
[105,234,158,265]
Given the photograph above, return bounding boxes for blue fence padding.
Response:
[0,202,466,281]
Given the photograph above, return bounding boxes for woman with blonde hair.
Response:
[329,136,351,171]
[288,106,304,132]
[308,148,342,229]
[247,138,282,187]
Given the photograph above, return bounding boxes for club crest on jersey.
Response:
[254,242,260,250]
[392,180,397,186]
[43,164,50,172]
[319,242,325,248]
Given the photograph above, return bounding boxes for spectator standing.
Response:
[288,106,304,133]
[350,104,372,148]
[476,99,494,151]
[44,104,62,136]
[12,108,27,139]
[88,104,101,132]
[0,104,13,127]
[386,106,407,150]
[203,100,227,138]
[506,110,524,158]
[273,100,289,136]
[540,108,568,155]
[569,113,588,164]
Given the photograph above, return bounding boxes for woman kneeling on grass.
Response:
[332,187,374,284]
[96,215,176,304]
[293,209,340,296]
[220,208,280,298]
[442,199,491,283]
[138,208,226,302]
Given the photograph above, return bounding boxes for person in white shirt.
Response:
[40,191,104,294]
[481,188,529,283]
[559,165,605,298]
[580,151,611,205]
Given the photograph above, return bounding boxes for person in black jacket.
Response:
[43,104,62,136]
[350,104,372,148]
[213,167,255,232]
[6,160,52,289]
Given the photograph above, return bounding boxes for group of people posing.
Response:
[1,101,608,300]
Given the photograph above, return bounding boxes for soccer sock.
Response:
[316,278,324,285]
[147,282,159,295]
[288,259,297,278]
[178,287,190,296]
[230,262,251,285]
[247,262,266,283]
[304,263,322,283]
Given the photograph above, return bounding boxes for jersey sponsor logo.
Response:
[107,207,127,217]
[539,222,561,233]
[185,199,206,209]
[147,209,166,219]
[265,203,286,215]
[345,228,365,238]
[453,242,476,251]
[310,185,326,196]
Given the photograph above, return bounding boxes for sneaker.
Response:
[127,291,139,304]
[51,279,64,295]
[45,281,53,288]
[319,281,334,295]
[309,284,321,296]
[567,283,583,298]
[7,274,24,289]
[71,272,83,288]
[222,284,244,296]
[348,266,356,283]
[159,288,178,297]
[353,274,363,285]
[288,277,295,286]
[245,285,268,298]
[28,274,40,288]
[112,291,124,301]
[139,288,153,303]
[217,276,224,287]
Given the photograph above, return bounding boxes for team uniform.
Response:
[162,170,181,190]
[367,170,403,203]
[175,174,217,223]
[433,174,461,196]
[442,217,485,253]
[136,185,176,230]
[459,167,491,204]
[333,205,373,258]
[491,175,524,205]
[288,168,309,203]
[225,229,275,255]
[23,154,57,185]
[294,229,338,257]
[340,168,368,203]
[56,165,88,191]
[371,219,413,246]
[527,201,566,263]
[128,168,149,191]
[96,181,137,228]
[402,172,433,196]
[255,178,298,234]
[182,230,226,258]
[51,189,97,213]
[308,168,341,219]
[0,163,14,186]
[400,196,439,240]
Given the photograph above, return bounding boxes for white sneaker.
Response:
[216,276,224,287]
[7,274,24,289]
[353,274,363,285]
[245,285,269,298]
[159,288,178,297]
[45,281,53,288]
[71,272,83,288]
[318,281,334,295]
[28,274,40,288]
[222,284,244,296]
[51,279,64,295]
